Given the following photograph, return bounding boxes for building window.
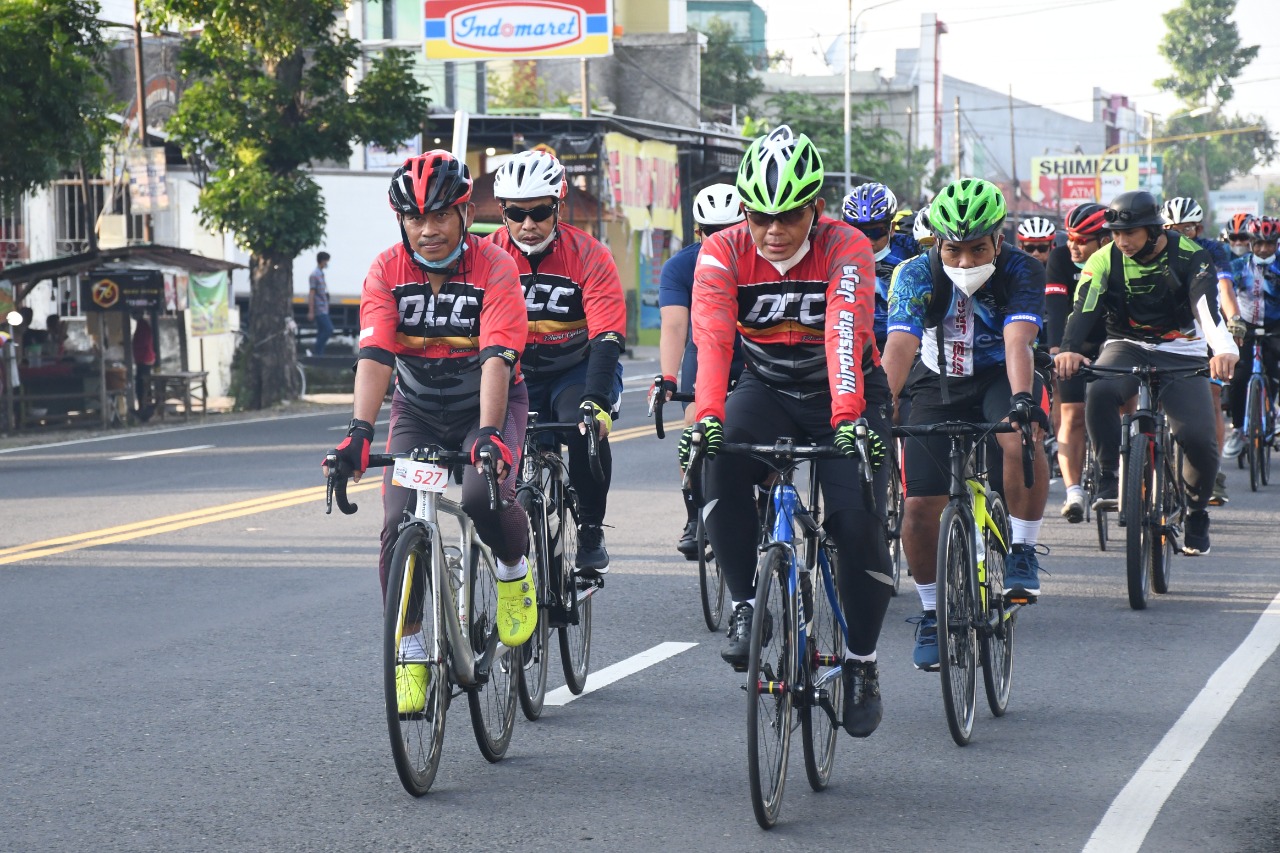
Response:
[53,178,143,257]
[364,0,422,42]
[0,198,25,272]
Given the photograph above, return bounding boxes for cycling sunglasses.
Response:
[744,204,814,228]
[503,203,558,223]
[1022,243,1053,254]
[855,224,890,241]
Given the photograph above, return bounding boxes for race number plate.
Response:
[392,459,449,492]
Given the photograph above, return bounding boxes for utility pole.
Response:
[580,58,591,118]
[953,96,962,180]
[845,0,903,196]
[132,0,152,243]
[1008,86,1019,200]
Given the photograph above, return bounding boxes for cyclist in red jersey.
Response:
[688,125,893,738]
[487,150,627,576]
[323,151,535,712]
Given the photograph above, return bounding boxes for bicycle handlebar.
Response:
[648,386,694,439]
[1077,363,1209,380]
[324,447,501,516]
[893,421,1035,489]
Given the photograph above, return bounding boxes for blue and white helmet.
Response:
[842,182,898,227]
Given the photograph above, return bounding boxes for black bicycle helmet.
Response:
[1102,191,1163,230]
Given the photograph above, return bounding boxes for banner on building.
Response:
[603,132,682,239]
[1210,190,1265,229]
[80,270,164,312]
[126,147,169,213]
[1030,154,1140,209]
[188,271,231,337]
[164,272,189,313]
[424,0,613,60]
[544,133,601,178]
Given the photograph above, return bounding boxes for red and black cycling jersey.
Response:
[486,223,627,387]
[357,238,526,416]
[691,216,878,427]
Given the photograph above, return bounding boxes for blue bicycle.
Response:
[686,432,878,829]
[1236,328,1277,491]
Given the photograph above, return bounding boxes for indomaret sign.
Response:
[424,0,613,59]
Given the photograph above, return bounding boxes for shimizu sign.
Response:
[424,0,613,59]
[1030,155,1139,207]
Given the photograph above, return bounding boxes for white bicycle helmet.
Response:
[1161,196,1204,225]
[492,150,567,201]
[693,183,744,226]
[912,209,934,245]
[1016,216,1056,243]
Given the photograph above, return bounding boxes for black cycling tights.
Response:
[703,373,893,656]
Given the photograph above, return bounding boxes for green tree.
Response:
[0,0,117,206]
[1266,182,1280,217]
[1155,0,1274,214]
[696,18,766,124]
[145,0,429,409]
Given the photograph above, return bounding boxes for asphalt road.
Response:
[2,358,1278,852]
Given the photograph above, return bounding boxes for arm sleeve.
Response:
[578,239,627,405]
[477,251,528,366]
[1059,250,1107,354]
[357,254,399,366]
[825,228,876,426]
[1043,249,1074,349]
[1186,243,1238,356]
[691,234,740,422]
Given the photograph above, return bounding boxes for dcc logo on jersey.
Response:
[740,280,827,328]
[396,287,480,330]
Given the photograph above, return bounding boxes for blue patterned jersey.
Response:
[1193,235,1234,279]
[888,247,1045,376]
[873,247,908,344]
[1228,254,1280,330]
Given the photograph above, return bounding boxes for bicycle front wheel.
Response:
[937,504,978,746]
[979,492,1015,717]
[557,503,592,694]
[698,513,726,631]
[885,449,905,594]
[466,543,519,762]
[1249,381,1264,491]
[747,544,796,829]
[801,542,841,792]
[1124,434,1153,610]
[1152,440,1180,595]
[515,491,549,721]
[384,525,446,796]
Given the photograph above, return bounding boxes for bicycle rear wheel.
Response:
[557,501,593,694]
[1152,441,1180,594]
[801,542,841,792]
[466,542,518,762]
[937,504,978,746]
[515,491,549,721]
[1249,382,1264,491]
[747,544,795,829]
[885,448,905,594]
[1086,439,1108,551]
[384,525,446,796]
[1124,434,1152,610]
[979,492,1015,717]
[698,513,726,631]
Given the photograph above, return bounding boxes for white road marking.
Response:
[543,641,697,706]
[112,445,216,461]
[1083,589,1280,853]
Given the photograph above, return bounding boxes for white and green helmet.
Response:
[735,125,825,214]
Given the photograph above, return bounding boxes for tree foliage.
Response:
[0,0,118,205]
[696,18,767,124]
[144,0,428,408]
[1158,111,1275,200]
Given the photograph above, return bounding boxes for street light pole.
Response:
[844,0,901,196]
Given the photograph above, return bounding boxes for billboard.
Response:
[424,0,613,60]
[80,270,164,312]
[602,133,682,238]
[1031,154,1140,210]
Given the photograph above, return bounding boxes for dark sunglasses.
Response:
[855,225,890,241]
[1023,243,1052,254]
[745,204,813,228]
[503,203,557,223]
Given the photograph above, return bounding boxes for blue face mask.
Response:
[414,239,465,271]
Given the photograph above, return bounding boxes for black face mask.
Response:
[1135,226,1164,262]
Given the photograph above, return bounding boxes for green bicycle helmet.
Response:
[929,178,1007,242]
[735,125,825,214]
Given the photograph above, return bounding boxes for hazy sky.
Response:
[756,0,1278,148]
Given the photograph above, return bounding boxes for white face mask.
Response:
[515,227,558,256]
[874,244,892,262]
[1255,253,1277,266]
[1231,243,1250,256]
[943,262,996,296]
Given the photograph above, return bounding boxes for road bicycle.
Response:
[1081,363,1203,610]
[514,410,605,719]
[1236,329,1276,492]
[686,429,878,829]
[892,421,1033,746]
[325,447,518,796]
[650,388,726,632]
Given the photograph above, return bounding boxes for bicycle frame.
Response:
[1116,372,1172,522]
[1240,332,1273,444]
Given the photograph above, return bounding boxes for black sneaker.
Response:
[721,602,770,670]
[676,519,699,560]
[575,524,609,576]
[1183,510,1210,555]
[1093,473,1119,510]
[841,659,883,738]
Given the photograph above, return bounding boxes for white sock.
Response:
[400,630,427,661]
[844,649,877,663]
[1010,516,1042,546]
[495,555,527,582]
[915,582,936,612]
[1067,484,1084,502]
[732,598,756,610]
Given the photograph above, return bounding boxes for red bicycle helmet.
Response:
[1227,212,1256,239]
[389,151,473,215]
[1065,202,1107,238]
[1246,216,1280,243]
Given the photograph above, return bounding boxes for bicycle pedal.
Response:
[1005,592,1037,605]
